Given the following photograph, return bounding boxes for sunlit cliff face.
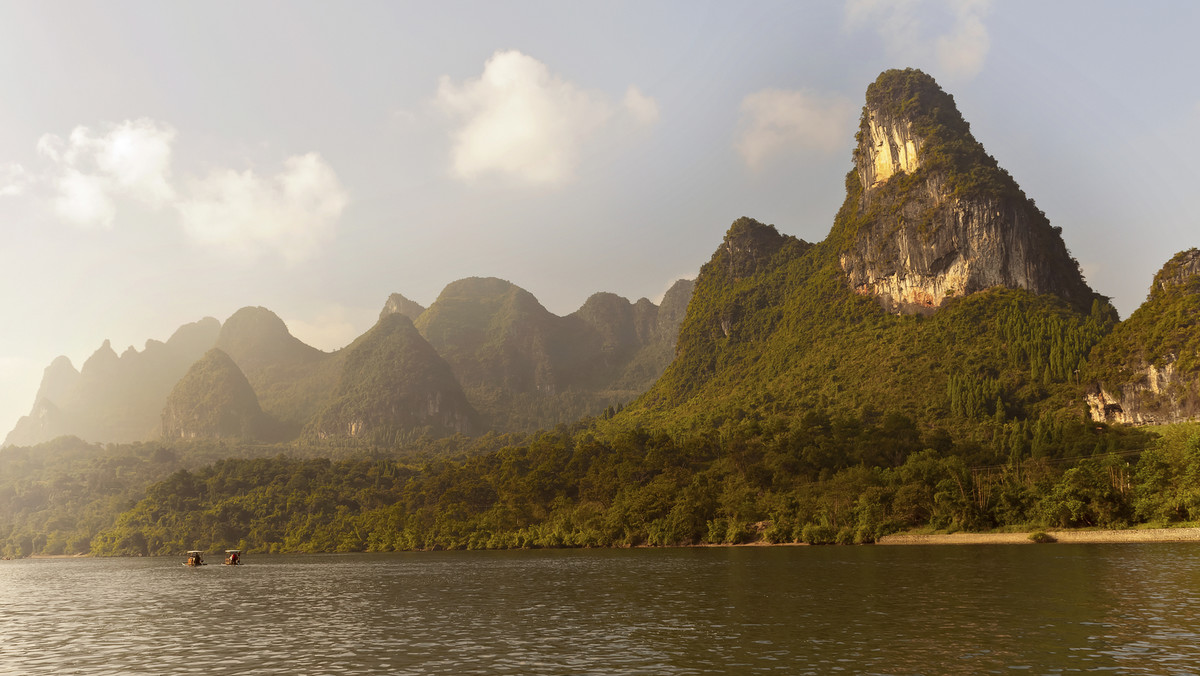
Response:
[838,76,1093,315]
[856,111,922,190]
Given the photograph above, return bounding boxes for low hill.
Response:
[308,313,480,442]
[161,348,278,441]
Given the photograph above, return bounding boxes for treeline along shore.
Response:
[3,416,1198,558]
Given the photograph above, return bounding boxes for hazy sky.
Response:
[1,1,1197,435]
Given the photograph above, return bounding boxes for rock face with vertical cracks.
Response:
[837,69,1099,315]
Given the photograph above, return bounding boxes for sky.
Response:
[1,1,1197,436]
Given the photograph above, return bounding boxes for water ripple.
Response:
[2,545,1200,674]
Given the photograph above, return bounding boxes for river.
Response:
[2,543,1199,674]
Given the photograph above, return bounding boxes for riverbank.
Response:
[877,527,1200,545]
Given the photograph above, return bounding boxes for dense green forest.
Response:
[70,418,1194,557]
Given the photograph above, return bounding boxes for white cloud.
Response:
[0,163,29,197]
[936,0,991,81]
[52,168,116,228]
[93,120,177,206]
[845,0,993,81]
[32,118,177,228]
[735,89,857,169]
[176,153,348,264]
[11,119,348,262]
[435,49,657,185]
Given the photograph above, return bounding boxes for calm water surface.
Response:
[2,544,1199,674]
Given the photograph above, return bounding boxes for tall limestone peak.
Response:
[379,293,426,322]
[161,348,272,440]
[838,68,1098,314]
[573,292,639,354]
[692,218,810,341]
[217,306,322,367]
[164,316,221,356]
[657,279,695,330]
[80,339,120,378]
[5,318,221,447]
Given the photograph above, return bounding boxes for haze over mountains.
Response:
[4,278,694,447]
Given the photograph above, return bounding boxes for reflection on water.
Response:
[1,544,1199,674]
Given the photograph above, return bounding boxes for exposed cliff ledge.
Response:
[837,68,1098,314]
[1086,356,1200,425]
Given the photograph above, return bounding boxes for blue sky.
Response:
[1,1,1197,435]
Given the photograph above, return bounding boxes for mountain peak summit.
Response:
[838,68,1099,314]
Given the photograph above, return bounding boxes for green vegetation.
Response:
[626,217,1116,467]
[307,313,480,441]
[0,436,285,558]
[161,348,278,441]
[82,421,1194,556]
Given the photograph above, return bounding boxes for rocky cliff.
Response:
[1086,249,1200,425]
[837,69,1098,314]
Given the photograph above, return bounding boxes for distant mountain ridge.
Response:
[4,318,221,446]
[5,279,694,447]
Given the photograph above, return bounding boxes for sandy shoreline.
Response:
[877,527,1200,546]
[7,529,1199,559]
